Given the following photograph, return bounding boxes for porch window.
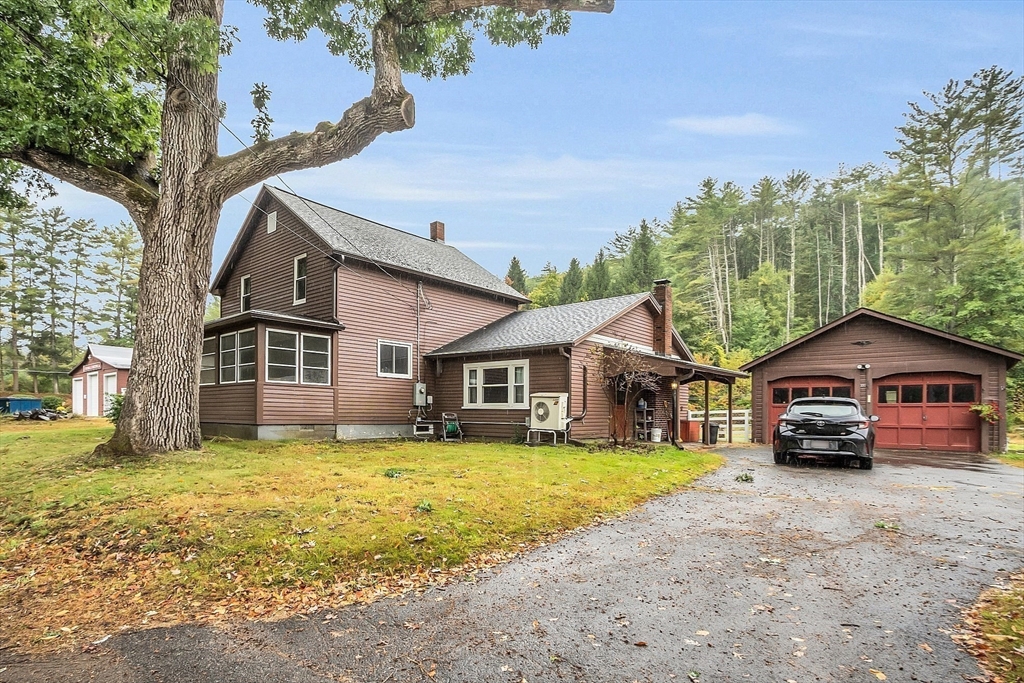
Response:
[219,329,256,383]
[240,275,251,312]
[293,254,307,305]
[378,340,412,379]
[302,334,331,385]
[200,337,217,385]
[267,329,332,385]
[463,360,529,409]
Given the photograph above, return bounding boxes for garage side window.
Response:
[952,383,976,403]
[878,385,898,403]
[772,388,789,404]
[791,387,809,400]
[831,386,852,398]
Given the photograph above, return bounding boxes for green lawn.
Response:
[1000,430,1024,467]
[0,419,720,650]
[961,575,1024,682]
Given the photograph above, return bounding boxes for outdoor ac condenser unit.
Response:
[530,393,569,431]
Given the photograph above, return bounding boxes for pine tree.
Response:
[616,219,662,294]
[505,256,528,295]
[66,218,98,350]
[528,262,562,308]
[558,257,584,304]
[93,221,143,344]
[583,249,612,300]
[31,208,75,391]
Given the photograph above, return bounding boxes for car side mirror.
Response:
[870,415,880,422]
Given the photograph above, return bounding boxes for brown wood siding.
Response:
[569,341,614,439]
[199,384,257,423]
[749,316,1007,452]
[221,197,335,320]
[336,261,518,425]
[262,383,335,424]
[595,303,656,347]
[429,350,568,439]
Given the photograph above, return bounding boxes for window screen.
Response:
[200,338,217,385]
[267,330,298,382]
[482,367,509,404]
[237,329,256,381]
[301,335,330,385]
[219,333,237,383]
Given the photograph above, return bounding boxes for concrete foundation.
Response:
[336,424,414,440]
[201,422,415,441]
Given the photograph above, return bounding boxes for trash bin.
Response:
[685,420,702,442]
[702,422,720,445]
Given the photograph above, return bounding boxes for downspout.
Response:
[559,347,588,422]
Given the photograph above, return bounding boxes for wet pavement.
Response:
[3,446,1022,683]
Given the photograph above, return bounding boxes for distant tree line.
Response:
[0,206,141,393]
[506,66,1024,412]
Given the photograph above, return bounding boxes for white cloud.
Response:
[668,114,801,137]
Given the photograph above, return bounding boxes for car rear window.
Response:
[790,402,859,417]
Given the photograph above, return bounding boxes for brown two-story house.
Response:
[199,185,743,441]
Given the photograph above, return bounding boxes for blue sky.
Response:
[48,0,1024,277]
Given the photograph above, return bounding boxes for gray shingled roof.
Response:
[426,293,653,357]
[265,186,526,301]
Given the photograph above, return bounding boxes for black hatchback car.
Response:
[772,397,878,469]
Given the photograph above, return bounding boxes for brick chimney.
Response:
[430,221,445,243]
[653,278,673,355]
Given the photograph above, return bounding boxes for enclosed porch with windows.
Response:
[198,310,344,440]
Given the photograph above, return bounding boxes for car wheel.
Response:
[862,458,873,470]
[773,450,786,465]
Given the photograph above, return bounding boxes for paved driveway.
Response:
[4,446,1022,683]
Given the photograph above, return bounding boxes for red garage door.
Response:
[768,376,855,434]
[874,373,981,452]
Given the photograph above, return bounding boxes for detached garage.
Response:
[740,309,1022,454]
[68,344,133,417]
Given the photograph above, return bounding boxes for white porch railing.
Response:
[686,408,752,443]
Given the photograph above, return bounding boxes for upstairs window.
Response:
[378,340,412,379]
[200,337,217,385]
[267,211,277,234]
[240,275,251,312]
[293,255,307,305]
[219,329,256,383]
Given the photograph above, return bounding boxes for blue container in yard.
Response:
[0,397,43,414]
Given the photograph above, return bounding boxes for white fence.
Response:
[686,408,752,443]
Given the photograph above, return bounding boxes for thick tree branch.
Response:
[1,148,158,226]
[423,0,614,20]
[205,14,413,202]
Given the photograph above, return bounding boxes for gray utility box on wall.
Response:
[413,382,428,407]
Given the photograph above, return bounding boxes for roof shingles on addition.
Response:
[426,293,652,357]
[203,309,346,333]
[262,186,527,302]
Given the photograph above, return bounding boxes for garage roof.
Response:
[740,308,1023,372]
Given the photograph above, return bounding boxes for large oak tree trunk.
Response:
[100,0,223,456]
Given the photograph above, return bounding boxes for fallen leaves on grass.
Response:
[953,573,1024,683]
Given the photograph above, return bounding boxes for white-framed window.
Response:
[266,328,331,385]
[301,333,331,385]
[240,275,251,312]
[293,254,307,305]
[463,360,529,409]
[267,210,277,234]
[377,340,412,379]
[200,337,217,385]
[219,328,256,383]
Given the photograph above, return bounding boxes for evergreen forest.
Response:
[505,67,1024,417]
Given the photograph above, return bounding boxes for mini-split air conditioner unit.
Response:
[530,392,570,431]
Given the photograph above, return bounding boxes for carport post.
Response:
[727,382,733,444]
[703,379,710,445]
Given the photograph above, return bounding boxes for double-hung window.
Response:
[240,275,251,312]
[378,340,412,379]
[267,329,331,385]
[200,337,217,385]
[293,255,307,305]
[463,360,528,408]
[219,329,256,383]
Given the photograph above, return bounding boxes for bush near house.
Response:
[0,421,721,652]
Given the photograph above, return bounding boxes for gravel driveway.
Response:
[5,446,1022,683]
